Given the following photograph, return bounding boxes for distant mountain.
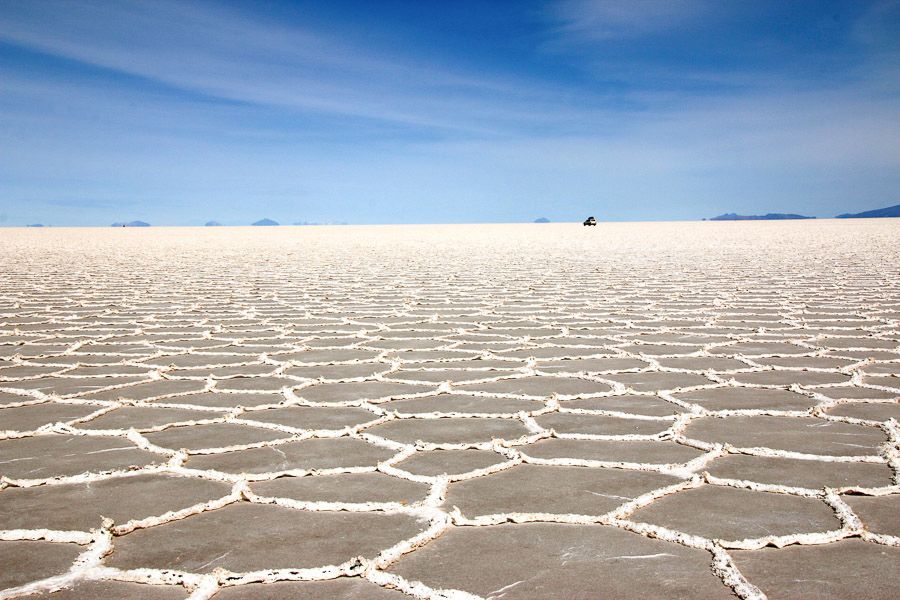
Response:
[709,213,814,221]
[533,217,550,223]
[111,221,150,227]
[835,204,900,219]
[205,221,222,226]
[252,218,279,226]
[26,223,44,227]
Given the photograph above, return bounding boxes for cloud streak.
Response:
[0,0,584,136]
[547,0,712,41]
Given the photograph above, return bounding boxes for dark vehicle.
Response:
[583,216,597,226]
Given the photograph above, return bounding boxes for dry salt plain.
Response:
[0,220,899,600]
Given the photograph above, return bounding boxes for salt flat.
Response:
[1,220,898,599]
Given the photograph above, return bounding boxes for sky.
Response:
[1,0,899,226]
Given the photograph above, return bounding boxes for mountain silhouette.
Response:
[709,213,814,221]
[836,204,900,219]
[252,218,279,226]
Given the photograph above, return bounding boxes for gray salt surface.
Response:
[384,393,542,415]
[0,474,230,531]
[629,485,842,541]
[251,472,429,505]
[15,580,188,599]
[683,415,888,456]
[522,438,705,465]
[388,523,733,599]
[364,417,532,445]
[142,422,290,451]
[0,434,159,480]
[108,503,428,572]
[237,405,379,429]
[183,437,396,474]
[705,454,894,489]
[0,403,101,432]
[394,449,508,476]
[534,412,671,436]
[0,541,81,591]
[732,540,900,600]
[211,579,408,599]
[446,464,679,517]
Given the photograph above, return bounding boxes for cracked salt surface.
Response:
[0,221,898,599]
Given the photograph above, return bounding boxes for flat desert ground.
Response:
[1,220,898,599]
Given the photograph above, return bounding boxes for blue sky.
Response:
[1,0,899,225]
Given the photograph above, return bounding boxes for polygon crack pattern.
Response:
[0,221,898,599]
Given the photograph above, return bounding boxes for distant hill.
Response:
[835,204,900,219]
[709,213,814,221]
[111,221,150,227]
[205,221,222,226]
[26,223,44,227]
[533,217,550,223]
[252,218,279,226]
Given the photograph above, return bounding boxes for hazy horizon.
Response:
[9,210,900,228]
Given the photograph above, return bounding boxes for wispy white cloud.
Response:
[547,0,712,41]
[0,0,583,135]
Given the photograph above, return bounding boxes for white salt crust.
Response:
[0,222,897,599]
